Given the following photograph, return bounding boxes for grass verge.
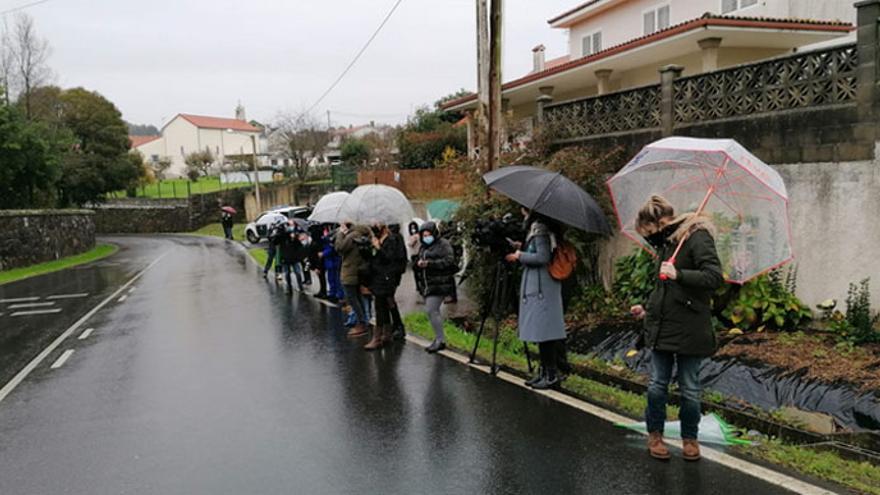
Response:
[403,312,880,494]
[111,177,253,199]
[0,244,118,286]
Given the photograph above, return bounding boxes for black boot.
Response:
[525,367,545,387]
[531,367,559,390]
[426,340,446,353]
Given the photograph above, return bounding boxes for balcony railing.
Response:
[543,83,662,142]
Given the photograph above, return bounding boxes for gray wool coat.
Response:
[517,223,566,343]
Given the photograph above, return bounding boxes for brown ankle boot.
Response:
[682,439,701,461]
[347,323,368,338]
[647,432,671,460]
[381,325,393,344]
[364,326,384,350]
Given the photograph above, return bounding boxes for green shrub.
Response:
[718,272,811,332]
[612,248,655,308]
[830,278,880,344]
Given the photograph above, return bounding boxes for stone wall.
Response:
[93,189,248,234]
[0,210,95,270]
[92,203,190,234]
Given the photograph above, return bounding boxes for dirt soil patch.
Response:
[717,331,880,391]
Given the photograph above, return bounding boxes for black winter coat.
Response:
[415,238,457,298]
[279,231,307,264]
[644,222,723,357]
[367,234,408,297]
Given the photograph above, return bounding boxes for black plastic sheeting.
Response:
[569,324,880,432]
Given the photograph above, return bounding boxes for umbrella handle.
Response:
[659,256,676,281]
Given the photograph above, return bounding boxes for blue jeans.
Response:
[283,262,303,291]
[264,244,279,274]
[646,350,703,440]
[343,285,367,325]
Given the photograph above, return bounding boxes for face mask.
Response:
[422,235,435,246]
[645,224,675,249]
[371,226,382,236]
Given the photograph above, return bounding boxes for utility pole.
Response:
[476,0,490,169]
[251,134,261,213]
[327,110,332,129]
[487,0,503,173]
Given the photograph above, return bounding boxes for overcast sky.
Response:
[14,0,575,129]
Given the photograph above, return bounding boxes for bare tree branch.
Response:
[11,13,52,118]
[272,111,330,181]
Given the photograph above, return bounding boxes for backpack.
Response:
[548,240,577,281]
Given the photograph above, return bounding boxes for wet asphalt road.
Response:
[0,236,797,494]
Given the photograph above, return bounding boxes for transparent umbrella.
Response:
[308,191,350,224]
[338,185,414,227]
[607,137,793,284]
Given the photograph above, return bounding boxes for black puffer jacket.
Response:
[643,215,724,357]
[279,229,307,264]
[414,222,457,298]
[367,232,408,297]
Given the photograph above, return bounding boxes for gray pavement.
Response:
[0,236,800,494]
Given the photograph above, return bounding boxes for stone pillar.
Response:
[659,65,684,137]
[855,0,880,122]
[595,69,613,95]
[535,86,555,126]
[697,37,722,72]
[501,98,511,150]
[464,109,477,159]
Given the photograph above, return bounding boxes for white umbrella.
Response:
[308,191,350,223]
[338,185,414,227]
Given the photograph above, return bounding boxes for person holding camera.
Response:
[307,224,328,299]
[279,220,307,294]
[263,219,285,279]
[415,222,456,353]
[505,209,566,390]
[630,195,722,462]
[387,224,408,340]
[363,222,408,350]
[336,221,372,337]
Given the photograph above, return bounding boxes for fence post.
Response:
[856,0,880,123]
[172,181,177,198]
[535,86,554,126]
[158,180,162,199]
[659,64,684,137]
[187,181,191,197]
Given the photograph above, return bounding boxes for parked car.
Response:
[245,205,312,243]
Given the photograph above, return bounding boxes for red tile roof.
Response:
[129,135,161,148]
[442,14,853,110]
[178,114,260,132]
[544,55,571,70]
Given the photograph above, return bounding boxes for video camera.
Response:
[472,213,525,255]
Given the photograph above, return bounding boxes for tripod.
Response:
[468,260,533,375]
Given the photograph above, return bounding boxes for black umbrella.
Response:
[483,165,610,234]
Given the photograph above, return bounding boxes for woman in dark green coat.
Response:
[630,195,723,463]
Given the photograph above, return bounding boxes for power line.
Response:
[0,0,54,16]
[304,0,404,116]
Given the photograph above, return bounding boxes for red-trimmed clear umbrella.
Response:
[221,206,237,215]
[607,137,793,284]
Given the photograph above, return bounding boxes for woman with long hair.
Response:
[631,195,723,462]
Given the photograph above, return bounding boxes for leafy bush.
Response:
[719,272,811,332]
[830,279,880,344]
[612,248,655,308]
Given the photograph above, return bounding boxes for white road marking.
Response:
[0,297,40,303]
[9,302,55,309]
[317,299,340,308]
[78,328,94,340]
[128,286,136,294]
[10,309,62,317]
[117,295,127,303]
[404,334,836,495]
[0,250,170,406]
[46,293,89,300]
[50,350,74,369]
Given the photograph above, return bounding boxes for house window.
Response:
[271,159,278,166]
[644,5,670,35]
[581,30,602,57]
[722,0,757,14]
[150,154,159,163]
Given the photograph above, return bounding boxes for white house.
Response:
[131,109,263,178]
[445,0,854,145]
